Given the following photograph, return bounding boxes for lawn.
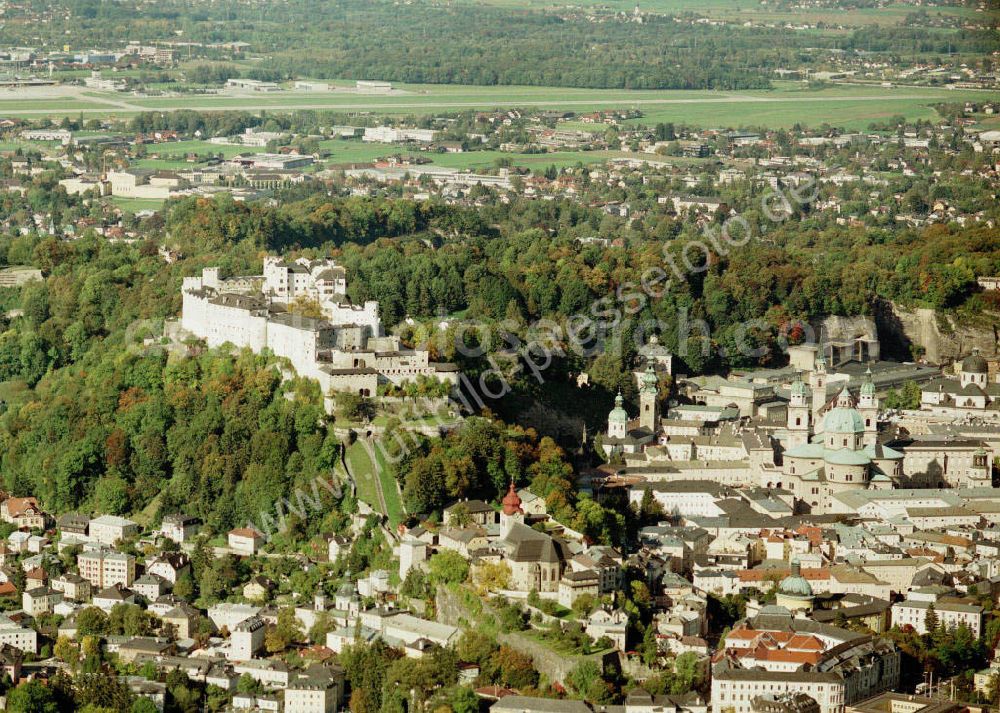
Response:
[523,627,614,657]
[370,441,405,527]
[131,158,204,170]
[131,140,254,169]
[141,139,256,157]
[320,141,407,165]
[625,96,959,131]
[111,196,166,213]
[345,440,381,512]
[344,439,404,526]
[109,197,167,213]
[0,98,95,111]
[425,149,625,170]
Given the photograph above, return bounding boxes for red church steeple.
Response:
[501,481,523,516]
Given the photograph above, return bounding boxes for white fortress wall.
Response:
[324,300,382,335]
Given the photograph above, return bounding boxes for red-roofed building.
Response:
[0,497,46,529]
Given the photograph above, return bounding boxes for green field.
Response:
[345,441,381,512]
[131,140,258,169]
[2,82,997,131]
[624,95,964,131]
[110,197,168,212]
[345,440,404,526]
[370,442,405,527]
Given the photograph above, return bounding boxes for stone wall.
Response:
[434,586,612,685]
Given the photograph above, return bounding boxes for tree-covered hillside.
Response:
[0,189,997,534]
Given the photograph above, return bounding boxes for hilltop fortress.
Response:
[180,257,459,399]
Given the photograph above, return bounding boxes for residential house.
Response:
[0,614,38,653]
[0,497,46,529]
[585,608,628,651]
[443,499,498,527]
[51,573,92,602]
[57,513,90,540]
[162,602,201,640]
[22,587,61,616]
[243,576,275,602]
[133,574,170,601]
[0,644,23,685]
[891,599,983,637]
[558,570,600,608]
[126,676,167,712]
[24,567,46,591]
[146,552,191,584]
[92,584,136,612]
[229,528,264,556]
[118,638,174,664]
[284,665,345,713]
[208,603,262,632]
[159,514,200,544]
[327,535,350,563]
[360,609,460,648]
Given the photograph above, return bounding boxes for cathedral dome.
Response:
[823,406,864,434]
[823,387,864,434]
[962,350,988,374]
[778,561,813,598]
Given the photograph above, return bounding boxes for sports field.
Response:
[1,82,997,131]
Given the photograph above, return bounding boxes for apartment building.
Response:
[78,549,136,588]
[891,599,983,638]
[88,515,140,545]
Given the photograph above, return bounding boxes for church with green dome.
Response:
[599,365,662,458]
[775,375,904,515]
[774,560,815,613]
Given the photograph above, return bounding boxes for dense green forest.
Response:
[6,0,994,89]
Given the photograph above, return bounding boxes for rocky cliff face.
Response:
[875,299,1000,364]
